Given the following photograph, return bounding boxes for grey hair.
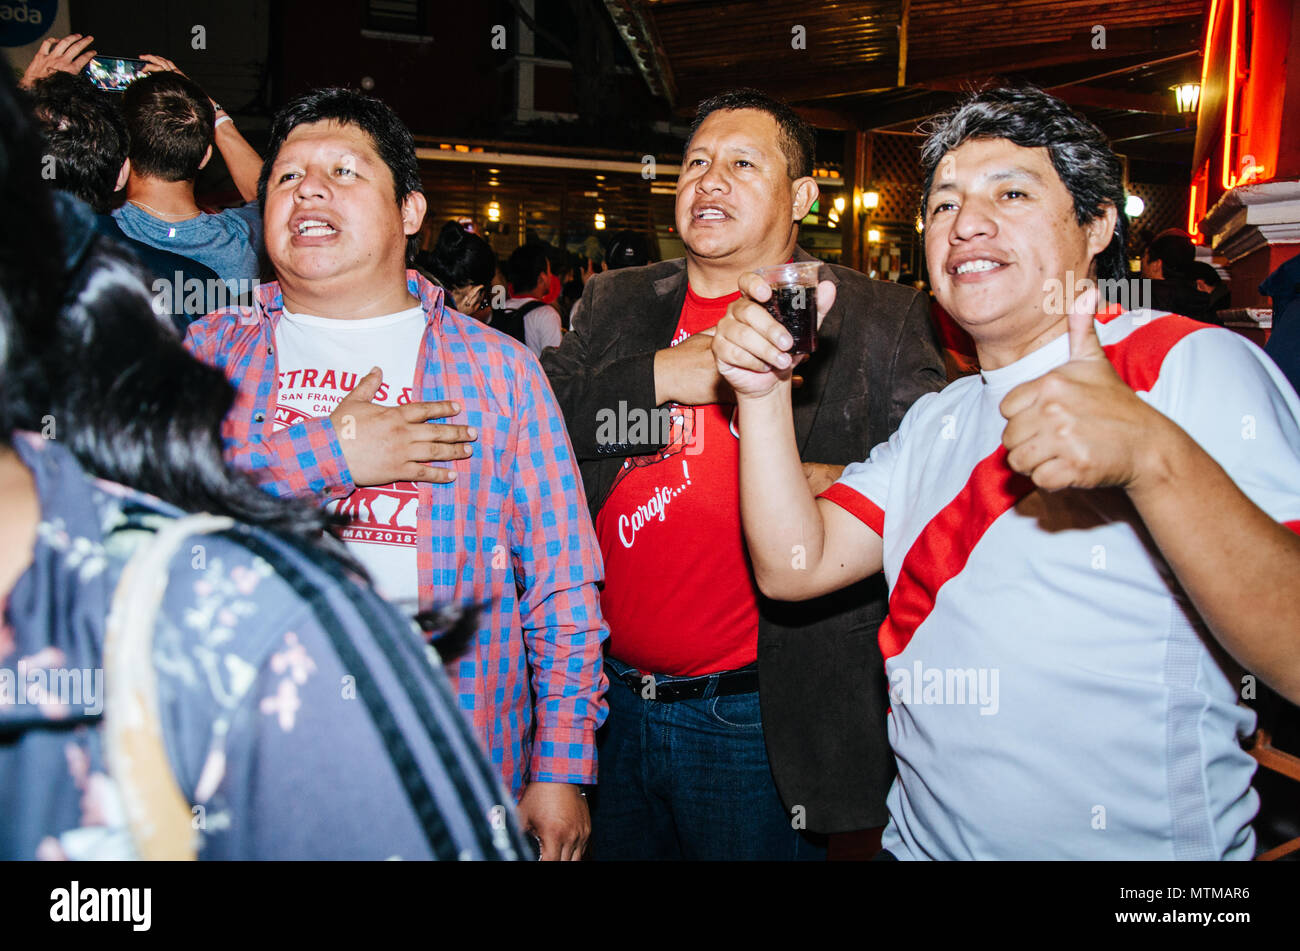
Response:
[918,86,1128,284]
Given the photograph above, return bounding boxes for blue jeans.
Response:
[590,658,827,861]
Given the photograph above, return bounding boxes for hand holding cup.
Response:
[712,268,836,400]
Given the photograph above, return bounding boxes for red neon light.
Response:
[1187,0,1218,235]
[1200,0,1218,94]
[1223,0,1242,189]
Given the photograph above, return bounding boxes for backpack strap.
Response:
[103,513,234,861]
[491,299,546,346]
[508,299,547,319]
[229,529,491,860]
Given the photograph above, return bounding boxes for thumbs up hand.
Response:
[999,284,1168,492]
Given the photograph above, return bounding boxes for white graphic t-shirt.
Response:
[274,306,426,613]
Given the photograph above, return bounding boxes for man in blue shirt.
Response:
[111,54,264,292]
[27,70,223,333]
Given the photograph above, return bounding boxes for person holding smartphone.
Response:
[18,33,99,88]
[107,54,265,296]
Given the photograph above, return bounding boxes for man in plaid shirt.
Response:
[183,88,607,860]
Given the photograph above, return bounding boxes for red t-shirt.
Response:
[595,286,760,676]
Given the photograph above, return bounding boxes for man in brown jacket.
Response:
[541,88,944,859]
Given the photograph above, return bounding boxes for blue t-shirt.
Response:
[112,200,262,291]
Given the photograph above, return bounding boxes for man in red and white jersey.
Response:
[714,86,1300,859]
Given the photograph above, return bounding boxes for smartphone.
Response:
[84,56,149,92]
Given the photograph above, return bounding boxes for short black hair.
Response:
[919,85,1128,284]
[121,71,215,182]
[688,87,815,179]
[505,244,550,296]
[1190,261,1222,287]
[422,220,496,289]
[30,73,128,213]
[606,230,652,269]
[259,87,424,262]
[1146,233,1196,280]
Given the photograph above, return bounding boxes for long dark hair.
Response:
[422,221,496,291]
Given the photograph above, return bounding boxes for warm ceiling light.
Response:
[863,191,880,209]
[488,167,500,174]
[1124,194,1145,217]
[1172,82,1201,116]
[595,174,605,181]
[867,229,881,243]
[488,179,500,186]
[487,201,500,222]
[594,212,606,230]
[833,196,846,213]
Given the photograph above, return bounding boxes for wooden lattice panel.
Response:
[869,133,925,224]
[1124,181,1190,247]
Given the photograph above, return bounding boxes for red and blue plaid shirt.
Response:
[184,271,608,798]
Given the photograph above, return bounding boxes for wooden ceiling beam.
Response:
[1048,85,1179,116]
[1097,113,1194,143]
[791,105,862,131]
[667,21,1200,106]
[604,0,680,107]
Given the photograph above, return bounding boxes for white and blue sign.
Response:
[0,1,58,48]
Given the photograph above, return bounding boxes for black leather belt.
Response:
[608,662,759,703]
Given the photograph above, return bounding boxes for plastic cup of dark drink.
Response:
[755,261,821,356]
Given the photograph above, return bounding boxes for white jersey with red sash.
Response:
[822,310,1300,859]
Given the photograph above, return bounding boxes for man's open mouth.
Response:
[693,205,729,221]
[956,259,1005,275]
[296,219,338,236]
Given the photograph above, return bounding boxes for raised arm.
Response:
[211,107,263,203]
[1128,422,1300,701]
[138,54,261,202]
[713,273,884,600]
[1000,297,1300,703]
[19,34,96,88]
